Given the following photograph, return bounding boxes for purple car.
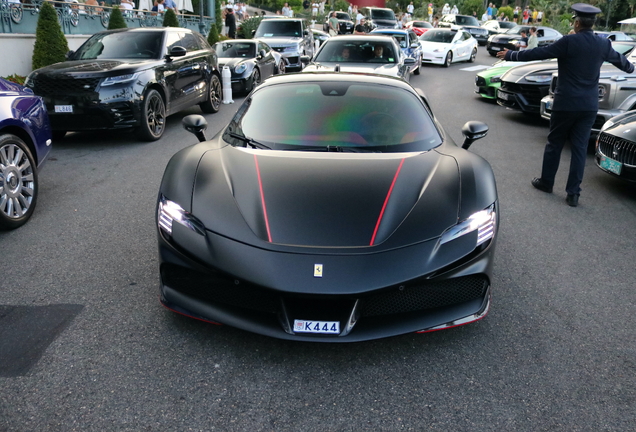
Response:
[0,77,52,230]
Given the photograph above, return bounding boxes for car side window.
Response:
[259,42,270,54]
[195,32,211,50]
[408,31,417,44]
[165,31,181,53]
[179,33,200,52]
[463,31,471,41]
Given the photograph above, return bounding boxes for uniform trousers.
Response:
[541,110,596,195]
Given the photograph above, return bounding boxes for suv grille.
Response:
[598,133,636,165]
[500,81,549,106]
[31,76,101,97]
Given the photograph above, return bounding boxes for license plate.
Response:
[600,156,622,175]
[498,91,509,101]
[293,319,340,334]
[490,47,500,51]
[54,105,73,113]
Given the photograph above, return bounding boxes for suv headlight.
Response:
[284,45,300,53]
[440,204,496,246]
[158,195,205,236]
[101,72,140,86]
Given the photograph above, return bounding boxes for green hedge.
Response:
[32,2,69,70]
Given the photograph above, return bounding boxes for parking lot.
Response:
[1,47,635,431]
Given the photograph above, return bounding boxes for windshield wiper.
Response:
[228,132,271,150]
[284,145,379,153]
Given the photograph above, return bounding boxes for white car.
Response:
[419,28,478,67]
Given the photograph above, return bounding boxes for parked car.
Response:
[371,28,423,75]
[359,7,400,30]
[214,40,283,95]
[301,35,415,81]
[595,110,636,182]
[157,72,498,341]
[253,17,315,72]
[419,28,478,67]
[24,28,222,142]
[486,25,562,56]
[0,77,52,230]
[438,14,489,46]
[311,28,330,47]
[481,20,516,36]
[474,59,542,100]
[500,40,636,115]
[595,31,634,41]
[404,20,434,36]
[322,11,354,34]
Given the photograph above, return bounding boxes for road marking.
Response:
[460,65,490,71]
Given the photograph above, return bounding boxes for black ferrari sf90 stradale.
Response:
[157,72,498,342]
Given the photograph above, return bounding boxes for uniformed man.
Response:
[496,3,635,206]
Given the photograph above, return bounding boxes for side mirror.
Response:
[300,55,311,64]
[404,58,416,65]
[65,50,75,60]
[461,121,488,149]
[410,42,419,48]
[166,46,187,60]
[183,115,208,142]
[259,49,267,59]
[304,29,309,36]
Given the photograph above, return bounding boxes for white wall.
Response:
[0,34,90,78]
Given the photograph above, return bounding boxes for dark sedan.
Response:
[323,11,355,34]
[156,72,498,342]
[0,77,52,230]
[596,110,636,182]
[25,28,222,142]
[486,25,562,56]
[214,40,283,95]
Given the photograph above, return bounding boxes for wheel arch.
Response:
[0,125,38,165]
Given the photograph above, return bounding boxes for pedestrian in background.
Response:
[496,3,635,206]
[527,26,538,49]
[328,11,339,36]
[225,7,236,39]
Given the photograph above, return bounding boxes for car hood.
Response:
[191,145,461,248]
[258,37,303,47]
[218,58,251,68]
[30,59,158,77]
[490,34,523,43]
[420,41,452,50]
[303,62,402,76]
[371,19,398,26]
[502,60,558,81]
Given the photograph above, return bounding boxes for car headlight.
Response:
[509,39,518,45]
[490,76,501,83]
[488,35,495,42]
[440,204,496,246]
[158,195,205,236]
[600,119,615,132]
[525,74,553,83]
[234,63,247,74]
[101,72,140,86]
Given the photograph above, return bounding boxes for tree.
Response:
[108,6,127,30]
[163,8,180,27]
[32,1,69,70]
[207,21,220,45]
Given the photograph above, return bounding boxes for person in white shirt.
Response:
[356,11,364,25]
[442,3,450,14]
[481,12,488,21]
[450,5,458,14]
[406,2,414,15]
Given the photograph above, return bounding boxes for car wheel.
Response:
[136,89,166,141]
[444,51,452,67]
[0,134,38,230]
[414,56,421,75]
[251,68,261,90]
[275,59,286,75]
[200,74,222,114]
[469,48,477,63]
[52,130,66,142]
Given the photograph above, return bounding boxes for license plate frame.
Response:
[498,90,510,101]
[54,105,73,113]
[293,319,340,335]
[600,156,622,175]
[490,46,500,51]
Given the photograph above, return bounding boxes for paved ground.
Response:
[1,47,635,431]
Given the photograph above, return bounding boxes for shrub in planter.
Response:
[207,22,220,45]
[32,1,69,70]
[163,9,180,27]
[108,6,127,30]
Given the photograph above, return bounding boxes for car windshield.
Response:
[500,22,516,29]
[255,20,303,38]
[74,31,163,60]
[371,9,395,20]
[420,29,456,43]
[335,12,350,20]
[224,82,442,151]
[455,16,480,26]
[215,41,256,58]
[613,41,636,55]
[506,26,528,35]
[315,40,397,63]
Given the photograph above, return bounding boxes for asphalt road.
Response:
[1,47,635,431]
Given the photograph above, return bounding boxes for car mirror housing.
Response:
[300,55,311,64]
[461,121,489,149]
[259,49,267,59]
[65,50,75,60]
[404,58,416,65]
[166,46,187,60]
[182,115,208,142]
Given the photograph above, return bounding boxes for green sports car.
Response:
[474,60,530,100]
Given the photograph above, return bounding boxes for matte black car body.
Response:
[214,39,280,95]
[438,14,489,45]
[25,28,221,141]
[486,25,562,56]
[156,72,498,342]
[323,11,354,34]
[595,110,636,182]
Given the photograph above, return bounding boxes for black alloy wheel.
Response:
[444,51,452,67]
[200,74,222,114]
[469,48,477,62]
[136,89,166,141]
[0,134,38,230]
[276,59,286,75]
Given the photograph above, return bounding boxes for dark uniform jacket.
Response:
[504,28,635,112]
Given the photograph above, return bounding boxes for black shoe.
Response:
[531,177,553,193]
[566,194,579,207]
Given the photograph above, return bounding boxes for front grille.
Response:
[500,81,549,106]
[31,76,101,97]
[597,133,636,165]
[163,264,488,319]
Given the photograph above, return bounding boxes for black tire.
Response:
[469,48,477,63]
[52,130,66,141]
[136,89,166,141]
[0,134,38,230]
[414,56,421,75]
[199,74,222,114]
[275,59,286,75]
[444,51,452,67]
[248,68,261,92]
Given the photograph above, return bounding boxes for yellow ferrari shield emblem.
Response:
[314,264,323,278]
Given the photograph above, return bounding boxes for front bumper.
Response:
[595,133,636,182]
[475,75,499,99]
[157,221,497,342]
[497,82,549,114]
[271,49,302,69]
